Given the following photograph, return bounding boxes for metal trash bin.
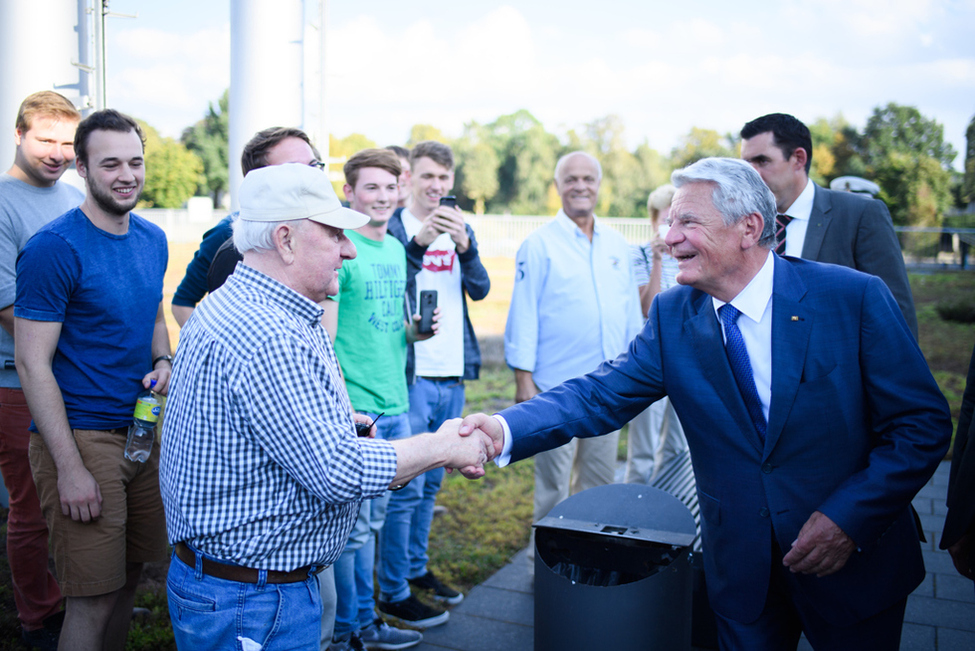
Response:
[534,483,696,651]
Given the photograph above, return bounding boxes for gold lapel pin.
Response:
[791,316,799,321]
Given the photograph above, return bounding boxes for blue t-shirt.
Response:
[15,207,168,429]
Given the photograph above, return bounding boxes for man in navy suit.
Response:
[462,158,951,649]
[740,113,918,338]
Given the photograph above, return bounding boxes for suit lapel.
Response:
[765,258,812,456]
[685,291,766,455]
[801,183,830,261]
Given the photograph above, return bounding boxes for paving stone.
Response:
[913,496,935,515]
[457,585,533,627]
[936,573,975,603]
[900,622,936,650]
[906,594,975,630]
[913,571,935,598]
[937,627,975,651]
[919,512,948,534]
[416,611,533,651]
[933,472,950,485]
[924,549,960,575]
[481,549,533,594]
[916,483,949,500]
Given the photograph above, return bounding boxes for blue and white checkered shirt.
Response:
[160,263,398,571]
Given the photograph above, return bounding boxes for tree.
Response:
[861,103,956,169]
[634,143,672,211]
[964,113,975,206]
[670,128,736,169]
[138,121,203,209]
[583,115,647,217]
[872,152,951,227]
[181,90,229,208]
[481,110,559,215]
[453,122,500,214]
[329,133,378,198]
[860,103,955,226]
[407,124,445,146]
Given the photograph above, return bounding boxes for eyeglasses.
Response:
[308,160,326,171]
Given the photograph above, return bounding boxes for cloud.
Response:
[108,25,230,135]
[102,1,974,168]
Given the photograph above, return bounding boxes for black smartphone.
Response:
[439,195,457,209]
[355,412,384,437]
[418,290,437,334]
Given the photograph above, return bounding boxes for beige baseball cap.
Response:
[238,162,367,229]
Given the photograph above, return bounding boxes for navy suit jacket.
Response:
[502,255,951,625]
[803,184,918,337]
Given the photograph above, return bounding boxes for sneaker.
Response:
[359,618,422,650]
[21,610,64,651]
[327,632,366,651]
[378,594,449,629]
[408,570,464,605]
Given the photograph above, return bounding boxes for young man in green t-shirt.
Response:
[323,149,439,650]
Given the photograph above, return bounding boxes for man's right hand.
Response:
[459,413,504,459]
[58,465,102,522]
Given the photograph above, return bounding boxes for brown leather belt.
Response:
[174,542,318,584]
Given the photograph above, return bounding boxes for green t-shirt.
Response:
[333,230,409,414]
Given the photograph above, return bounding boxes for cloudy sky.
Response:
[106,0,975,168]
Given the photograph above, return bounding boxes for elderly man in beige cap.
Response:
[159,163,493,651]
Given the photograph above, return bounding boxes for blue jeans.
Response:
[334,412,410,634]
[378,378,464,602]
[167,546,321,650]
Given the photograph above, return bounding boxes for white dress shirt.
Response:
[781,179,815,258]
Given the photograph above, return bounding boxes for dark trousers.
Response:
[713,540,906,651]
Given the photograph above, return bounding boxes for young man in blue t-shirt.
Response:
[15,110,172,651]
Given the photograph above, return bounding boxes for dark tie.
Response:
[774,214,793,255]
[719,304,767,441]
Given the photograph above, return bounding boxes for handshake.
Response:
[385,413,504,487]
[428,414,506,480]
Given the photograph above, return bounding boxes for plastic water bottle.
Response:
[125,381,160,463]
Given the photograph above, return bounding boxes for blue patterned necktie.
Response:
[719,304,767,441]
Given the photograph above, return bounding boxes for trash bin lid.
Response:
[534,484,696,547]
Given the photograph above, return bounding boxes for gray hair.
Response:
[671,158,777,249]
[554,151,602,185]
[233,215,305,254]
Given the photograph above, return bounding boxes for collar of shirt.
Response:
[554,209,600,239]
[711,250,775,323]
[782,177,815,222]
[232,263,325,327]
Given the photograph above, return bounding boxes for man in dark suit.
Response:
[462,158,951,649]
[740,113,918,337]
[941,344,975,589]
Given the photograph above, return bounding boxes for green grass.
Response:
[2,269,973,647]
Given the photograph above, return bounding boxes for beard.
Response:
[87,179,142,216]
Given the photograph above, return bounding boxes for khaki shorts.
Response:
[29,428,167,597]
